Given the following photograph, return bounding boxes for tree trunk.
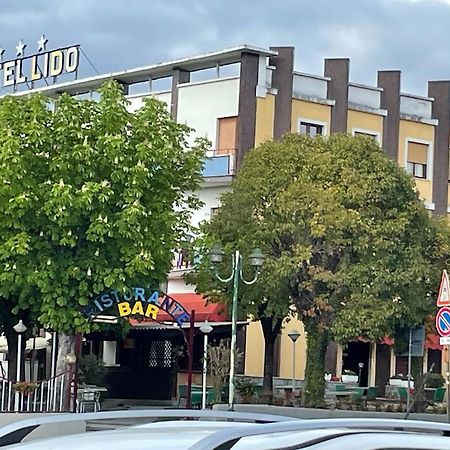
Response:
[56,333,75,376]
[411,356,425,413]
[260,317,282,403]
[304,322,328,407]
[55,333,75,412]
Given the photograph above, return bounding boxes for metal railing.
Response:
[203,148,236,177]
[0,370,70,413]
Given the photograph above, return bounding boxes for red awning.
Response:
[425,334,442,351]
[379,334,442,350]
[161,293,227,322]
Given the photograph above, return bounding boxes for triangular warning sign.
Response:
[437,270,450,307]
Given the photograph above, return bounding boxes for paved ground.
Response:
[213,403,450,423]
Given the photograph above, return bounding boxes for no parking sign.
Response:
[436,307,450,337]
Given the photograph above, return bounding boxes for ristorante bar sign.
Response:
[83,287,191,326]
[0,36,80,89]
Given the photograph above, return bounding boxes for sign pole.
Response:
[447,345,450,424]
[436,269,450,422]
[186,310,195,409]
[407,329,412,412]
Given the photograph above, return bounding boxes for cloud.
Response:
[0,0,450,94]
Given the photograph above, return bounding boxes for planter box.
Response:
[341,375,358,383]
[389,379,414,388]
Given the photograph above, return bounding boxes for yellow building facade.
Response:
[243,53,449,388]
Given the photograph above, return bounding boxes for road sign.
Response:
[437,269,450,306]
[440,336,450,345]
[436,307,450,337]
[397,327,425,357]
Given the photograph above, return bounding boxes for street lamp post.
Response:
[64,353,77,412]
[199,321,213,409]
[13,320,27,412]
[209,245,264,411]
[358,362,364,387]
[288,330,300,393]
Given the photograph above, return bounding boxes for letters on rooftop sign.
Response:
[0,37,80,89]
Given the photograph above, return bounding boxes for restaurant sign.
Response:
[83,287,191,326]
[0,36,80,88]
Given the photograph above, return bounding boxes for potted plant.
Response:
[389,374,414,388]
[341,370,358,383]
[424,373,445,389]
[13,381,38,396]
[207,340,243,403]
[236,378,257,403]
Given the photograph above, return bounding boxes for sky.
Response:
[1,0,450,95]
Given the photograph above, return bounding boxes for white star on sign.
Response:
[37,34,48,52]
[16,39,26,57]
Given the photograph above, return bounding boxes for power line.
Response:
[80,47,100,75]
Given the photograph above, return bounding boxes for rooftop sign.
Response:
[0,36,80,89]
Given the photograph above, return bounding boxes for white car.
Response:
[0,410,450,449]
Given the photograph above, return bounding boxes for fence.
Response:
[0,370,70,413]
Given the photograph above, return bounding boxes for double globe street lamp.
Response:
[209,245,264,410]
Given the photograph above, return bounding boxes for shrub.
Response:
[78,354,105,385]
[425,373,445,389]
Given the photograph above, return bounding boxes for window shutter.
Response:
[407,142,428,164]
[217,117,237,154]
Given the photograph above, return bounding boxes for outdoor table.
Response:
[78,386,108,393]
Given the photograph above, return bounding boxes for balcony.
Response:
[292,71,330,103]
[202,149,236,178]
[400,93,435,123]
[169,249,193,280]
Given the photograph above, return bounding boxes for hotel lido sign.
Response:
[0,35,80,89]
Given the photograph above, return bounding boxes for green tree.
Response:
[193,133,441,406]
[0,81,206,377]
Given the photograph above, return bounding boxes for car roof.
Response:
[2,410,450,450]
[4,425,224,450]
[8,425,450,450]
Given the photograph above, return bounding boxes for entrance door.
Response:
[105,335,175,400]
[375,344,391,396]
[342,341,370,386]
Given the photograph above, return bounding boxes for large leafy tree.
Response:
[0,81,206,377]
[192,133,442,406]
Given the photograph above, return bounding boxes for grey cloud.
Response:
[0,0,450,94]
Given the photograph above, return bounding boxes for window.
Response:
[354,131,378,140]
[210,207,219,218]
[299,121,324,137]
[406,142,428,179]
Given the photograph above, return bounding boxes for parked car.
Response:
[1,410,450,449]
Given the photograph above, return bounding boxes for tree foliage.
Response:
[0,81,206,335]
[192,133,444,405]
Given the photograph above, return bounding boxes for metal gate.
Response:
[0,371,70,412]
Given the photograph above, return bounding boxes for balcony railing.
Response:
[172,249,192,271]
[202,149,236,178]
